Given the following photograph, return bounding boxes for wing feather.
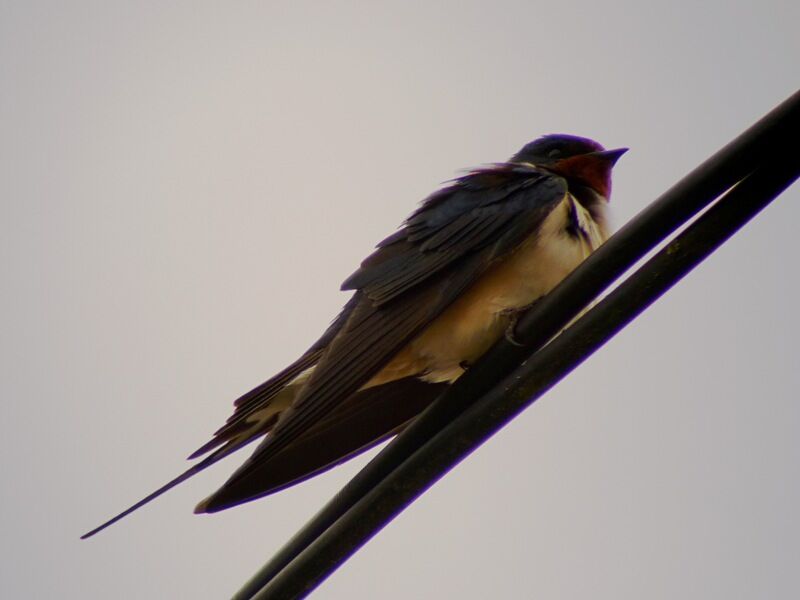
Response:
[196,377,449,512]
[187,294,359,458]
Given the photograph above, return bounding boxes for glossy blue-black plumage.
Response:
[510,133,605,165]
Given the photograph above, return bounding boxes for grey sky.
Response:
[1,1,798,598]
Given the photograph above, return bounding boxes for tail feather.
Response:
[80,437,256,539]
[82,372,306,538]
[81,300,359,538]
[186,355,319,461]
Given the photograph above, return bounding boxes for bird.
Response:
[81,134,626,538]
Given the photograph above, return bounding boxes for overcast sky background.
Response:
[2,1,798,598]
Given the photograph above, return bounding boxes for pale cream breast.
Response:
[366,193,608,386]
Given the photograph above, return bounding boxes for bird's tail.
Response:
[80,352,320,539]
[79,437,257,539]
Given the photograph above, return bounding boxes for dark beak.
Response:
[591,147,628,165]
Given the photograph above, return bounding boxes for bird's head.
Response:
[511,134,627,199]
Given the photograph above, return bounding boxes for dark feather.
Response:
[196,377,449,512]
[80,436,258,539]
[342,166,554,306]
[187,294,359,459]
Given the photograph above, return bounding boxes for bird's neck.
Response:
[567,183,610,239]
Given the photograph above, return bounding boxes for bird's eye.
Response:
[547,149,562,158]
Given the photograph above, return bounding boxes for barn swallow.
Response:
[82,134,626,538]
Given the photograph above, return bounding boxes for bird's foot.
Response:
[501,299,542,347]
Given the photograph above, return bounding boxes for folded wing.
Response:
[197,165,567,511]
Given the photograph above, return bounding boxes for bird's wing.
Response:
[200,165,568,508]
[187,293,359,459]
[196,377,450,512]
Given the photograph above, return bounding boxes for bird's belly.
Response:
[366,196,607,386]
